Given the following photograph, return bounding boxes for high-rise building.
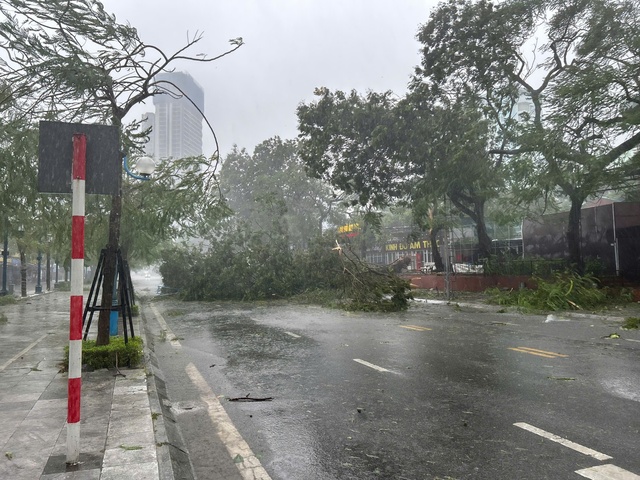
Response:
[140,112,155,157]
[145,72,204,161]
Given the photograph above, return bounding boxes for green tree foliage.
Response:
[0,118,65,295]
[415,0,640,271]
[0,0,241,342]
[0,0,242,123]
[297,88,402,210]
[121,155,232,263]
[396,86,503,260]
[220,137,346,250]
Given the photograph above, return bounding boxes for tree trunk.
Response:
[430,227,444,272]
[474,201,493,261]
[449,195,492,261]
[20,249,26,297]
[567,197,584,274]
[96,194,122,346]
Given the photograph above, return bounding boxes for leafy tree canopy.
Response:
[415,0,640,268]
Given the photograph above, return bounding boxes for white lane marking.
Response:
[514,422,612,461]
[186,363,272,480]
[354,359,391,373]
[0,334,48,371]
[149,303,182,349]
[576,464,640,479]
[150,304,271,479]
[626,338,640,343]
[284,331,301,338]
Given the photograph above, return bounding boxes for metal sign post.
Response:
[37,120,120,466]
[67,133,86,464]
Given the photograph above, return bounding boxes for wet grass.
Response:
[623,317,640,329]
[0,295,17,306]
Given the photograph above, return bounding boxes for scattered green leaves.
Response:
[487,272,631,312]
[119,444,143,451]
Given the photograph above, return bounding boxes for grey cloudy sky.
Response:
[102,0,438,157]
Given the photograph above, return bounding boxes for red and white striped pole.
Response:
[67,133,86,464]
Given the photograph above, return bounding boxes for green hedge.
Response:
[64,336,143,370]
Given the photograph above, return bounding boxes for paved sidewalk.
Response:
[0,291,173,479]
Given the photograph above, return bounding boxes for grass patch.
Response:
[0,312,7,323]
[0,295,17,306]
[622,317,640,329]
[63,336,143,370]
[54,282,70,291]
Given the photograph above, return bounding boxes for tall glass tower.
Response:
[149,71,204,161]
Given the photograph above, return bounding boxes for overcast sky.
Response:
[102,1,438,157]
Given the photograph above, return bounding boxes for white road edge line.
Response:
[354,358,391,373]
[0,334,49,371]
[149,303,182,349]
[626,338,640,343]
[575,464,640,479]
[514,422,612,461]
[284,331,301,338]
[186,363,272,480]
[150,304,271,479]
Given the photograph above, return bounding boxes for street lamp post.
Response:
[1,223,8,296]
[35,250,42,294]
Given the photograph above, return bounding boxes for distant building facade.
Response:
[143,71,204,161]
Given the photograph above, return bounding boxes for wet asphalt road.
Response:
[134,274,640,479]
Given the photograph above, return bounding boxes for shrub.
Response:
[55,282,71,291]
[0,295,17,306]
[64,336,143,370]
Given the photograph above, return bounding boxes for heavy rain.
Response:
[1,1,640,479]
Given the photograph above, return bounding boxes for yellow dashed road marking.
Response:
[509,346,568,358]
[399,325,432,331]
